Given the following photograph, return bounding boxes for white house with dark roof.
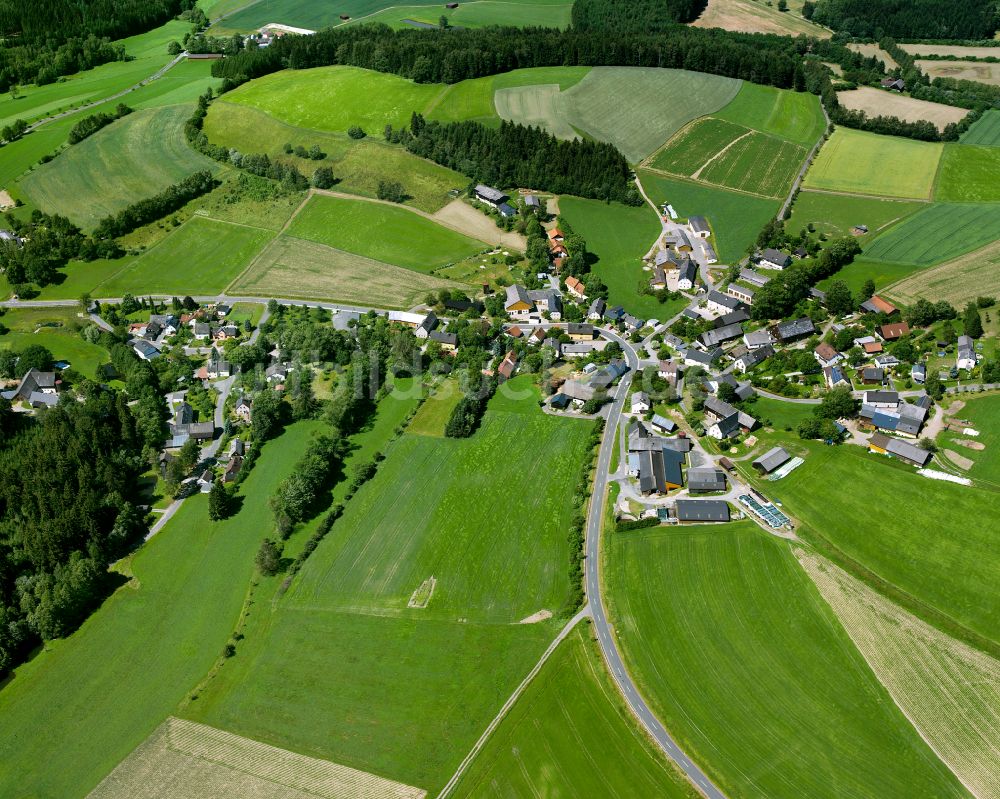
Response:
[473,184,508,209]
[688,216,710,238]
[758,248,792,270]
[706,291,741,315]
[957,335,977,370]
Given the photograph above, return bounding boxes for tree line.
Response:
[806,0,998,40]
[571,0,709,31]
[68,103,132,145]
[93,170,217,239]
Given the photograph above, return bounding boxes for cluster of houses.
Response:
[551,358,629,409]
[128,304,239,362]
[1,367,60,409]
[504,284,563,322]
[648,215,717,292]
[859,389,931,438]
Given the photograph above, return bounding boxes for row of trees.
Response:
[444,376,497,438]
[571,0,709,31]
[92,170,217,239]
[270,434,342,536]
[68,103,132,145]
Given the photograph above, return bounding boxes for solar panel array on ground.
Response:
[739,494,790,528]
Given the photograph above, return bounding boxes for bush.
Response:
[347,125,366,139]
[615,517,660,532]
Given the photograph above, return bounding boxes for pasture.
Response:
[230,235,455,308]
[787,190,923,242]
[638,170,781,263]
[934,144,1000,202]
[94,217,275,296]
[18,104,219,230]
[451,627,694,799]
[817,258,920,295]
[804,128,943,199]
[863,203,1000,266]
[0,307,108,379]
[606,523,966,799]
[918,60,1000,87]
[35,258,135,301]
[0,422,326,798]
[713,81,828,146]
[801,552,1000,799]
[286,194,485,272]
[691,0,830,37]
[557,196,680,320]
[836,88,967,132]
[696,131,806,198]
[961,109,1000,146]
[773,444,1000,649]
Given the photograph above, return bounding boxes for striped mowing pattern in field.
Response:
[863,203,1000,266]
[697,131,806,198]
[89,718,427,799]
[800,552,1000,799]
[960,110,1000,146]
[494,84,578,140]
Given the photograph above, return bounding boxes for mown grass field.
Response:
[862,202,1000,266]
[212,0,439,32]
[230,235,455,308]
[0,421,326,798]
[886,238,1000,307]
[638,170,781,263]
[204,102,467,213]
[558,68,741,163]
[406,380,464,436]
[939,393,1000,488]
[713,81,827,146]
[960,109,1000,146]
[691,0,830,38]
[606,523,969,799]
[0,306,108,378]
[495,84,578,140]
[817,258,921,295]
[452,626,695,799]
[934,143,1000,202]
[804,128,943,199]
[558,196,683,320]
[773,444,1000,648]
[95,216,275,296]
[18,104,219,230]
[697,131,806,198]
[787,190,923,242]
[286,194,484,272]
[182,381,593,791]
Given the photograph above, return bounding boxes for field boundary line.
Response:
[639,117,703,170]
[436,608,590,798]
[777,101,829,220]
[690,129,754,181]
[796,186,932,203]
[224,192,312,292]
[639,165,778,201]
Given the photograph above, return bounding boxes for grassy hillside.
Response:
[18,104,219,230]
[344,0,575,29]
[713,81,827,146]
[451,626,696,798]
[607,523,969,799]
[862,202,1000,266]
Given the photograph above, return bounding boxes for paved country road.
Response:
[587,327,726,799]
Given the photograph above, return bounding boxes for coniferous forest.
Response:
[809,0,998,40]
[572,0,710,31]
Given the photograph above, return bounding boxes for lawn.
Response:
[773,444,1000,648]
[230,235,456,308]
[557,67,742,163]
[558,196,684,320]
[934,143,1000,202]
[0,421,326,798]
[451,626,695,799]
[94,216,275,296]
[18,104,220,230]
[406,379,464,436]
[638,170,782,263]
[697,131,806,198]
[786,190,924,242]
[960,109,1000,147]
[606,523,968,799]
[0,306,108,378]
[180,380,594,792]
[286,194,485,272]
[713,81,827,146]
[804,128,943,199]
[862,202,1000,266]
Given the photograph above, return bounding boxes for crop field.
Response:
[557,68,742,163]
[961,110,1000,146]
[691,0,830,38]
[918,60,1000,87]
[606,523,966,799]
[94,217,275,296]
[774,444,1000,648]
[804,128,943,199]
[451,627,694,799]
[212,0,439,32]
[863,202,1000,266]
[696,131,806,198]
[0,307,108,379]
[495,84,578,140]
[837,88,968,132]
[558,196,681,320]
[0,421,326,798]
[934,144,1000,202]
[714,82,827,146]
[787,190,923,242]
[900,44,1000,59]
[89,717,427,799]
[800,552,1000,799]
[345,0,575,30]
[846,43,899,68]
[648,118,750,175]
[286,194,485,272]
[638,170,781,263]
[18,104,219,230]
[182,384,592,791]
[230,235,455,308]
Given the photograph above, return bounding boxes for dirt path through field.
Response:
[690,130,754,180]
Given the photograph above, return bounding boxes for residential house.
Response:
[868,432,931,467]
[590,360,629,391]
[862,340,883,355]
[727,284,754,305]
[234,395,253,422]
[560,379,594,404]
[687,216,710,238]
[524,194,540,210]
[684,348,721,368]
[565,276,587,299]
[567,322,594,341]
[858,366,885,385]
[223,455,243,483]
[561,343,596,358]
[874,353,900,370]
[657,360,680,384]
[776,317,816,342]
[752,447,791,475]
[957,335,977,370]
[706,413,741,441]
[528,289,562,320]
[715,309,750,327]
[881,77,906,91]
[497,202,516,218]
[198,469,214,493]
[429,330,458,352]
[529,327,546,345]
[474,184,508,209]
[733,345,773,373]
[699,323,744,349]
[213,324,239,342]
[687,467,727,493]
[911,363,926,384]
[674,500,730,523]
[265,363,291,383]
[622,314,643,331]
[497,350,518,381]
[587,298,606,320]
[824,364,851,389]
[542,336,561,355]
[631,391,651,414]
[703,243,718,265]
[758,248,792,270]
[649,266,667,291]
[703,396,756,431]
[215,303,232,317]
[415,312,438,339]
[192,322,211,340]
[677,259,698,290]
[877,322,910,341]
[744,329,775,351]
[813,342,841,368]
[864,390,899,409]
[547,227,565,244]
[507,325,523,339]
[504,284,533,320]
[860,295,899,316]
[132,340,161,361]
[706,291,742,315]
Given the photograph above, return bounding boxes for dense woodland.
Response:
[807,0,998,40]
[572,0,709,31]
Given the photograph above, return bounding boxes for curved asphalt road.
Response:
[588,327,726,799]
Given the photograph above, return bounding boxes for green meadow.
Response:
[938,393,1000,488]
[607,523,968,799]
[558,196,684,320]
[214,0,442,32]
[787,190,924,241]
[452,626,695,799]
[934,143,1000,202]
[0,307,108,379]
[346,0,575,30]
[862,202,1000,266]
[817,258,921,294]
[713,81,827,147]
[286,194,485,272]
[959,109,1000,146]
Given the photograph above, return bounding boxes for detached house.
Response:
[474,184,508,209]
[813,342,841,368]
[504,284,533,321]
[758,248,792,270]
[860,295,899,316]
[706,291,742,315]
[957,335,977,370]
[565,275,587,299]
[677,259,698,290]
[234,395,253,422]
[415,312,438,339]
[688,216,710,238]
